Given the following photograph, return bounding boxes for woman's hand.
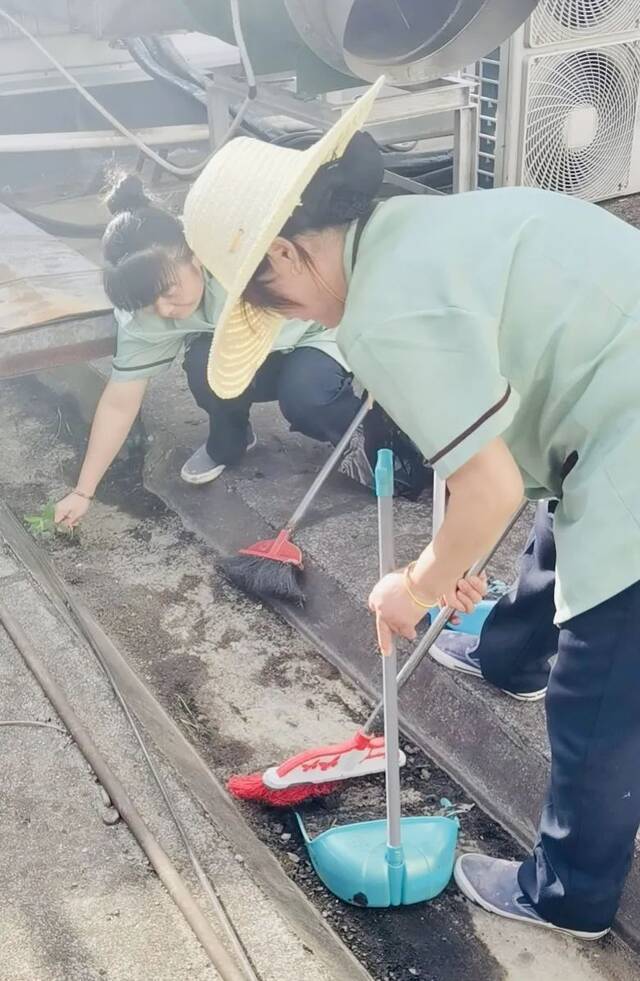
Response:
[368,570,488,655]
[55,491,91,529]
[55,377,148,531]
[440,573,487,624]
[368,571,427,656]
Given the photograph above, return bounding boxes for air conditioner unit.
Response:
[476,0,640,201]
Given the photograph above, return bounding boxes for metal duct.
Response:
[284,0,539,84]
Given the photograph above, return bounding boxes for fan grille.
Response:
[530,0,640,46]
[523,43,640,200]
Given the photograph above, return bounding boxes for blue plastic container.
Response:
[296,812,459,908]
[428,598,496,636]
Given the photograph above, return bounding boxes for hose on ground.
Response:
[0,601,252,981]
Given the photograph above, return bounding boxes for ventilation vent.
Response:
[530,0,640,47]
[522,42,640,199]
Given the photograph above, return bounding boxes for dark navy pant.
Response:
[476,502,640,931]
[184,334,360,464]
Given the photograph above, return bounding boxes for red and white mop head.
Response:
[228,730,407,807]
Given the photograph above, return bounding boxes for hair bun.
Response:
[300,131,383,222]
[106,174,152,216]
[337,131,384,198]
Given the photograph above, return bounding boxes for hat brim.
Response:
[200,78,385,398]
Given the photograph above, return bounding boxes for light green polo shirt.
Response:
[111,268,347,380]
[337,189,640,623]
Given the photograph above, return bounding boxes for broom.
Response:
[228,502,527,806]
[219,395,372,606]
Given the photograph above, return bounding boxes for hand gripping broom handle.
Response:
[285,395,373,534]
[362,500,528,736]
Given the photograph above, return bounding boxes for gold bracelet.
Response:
[403,562,434,610]
[72,488,93,501]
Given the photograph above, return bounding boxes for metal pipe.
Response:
[0,601,250,981]
[0,124,210,153]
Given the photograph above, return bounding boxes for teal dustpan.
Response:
[428,598,495,636]
[296,450,459,908]
[296,811,459,908]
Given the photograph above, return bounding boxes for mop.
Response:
[228,501,527,806]
[219,396,372,606]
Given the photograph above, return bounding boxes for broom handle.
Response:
[432,474,447,538]
[286,395,373,534]
[362,500,528,736]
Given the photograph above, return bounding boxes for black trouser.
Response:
[476,502,640,931]
[183,334,361,464]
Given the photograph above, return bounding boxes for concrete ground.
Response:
[1,366,639,980]
[0,535,374,981]
[0,586,215,981]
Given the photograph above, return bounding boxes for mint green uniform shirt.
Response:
[337,189,640,623]
[111,269,347,380]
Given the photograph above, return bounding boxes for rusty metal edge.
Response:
[0,337,115,378]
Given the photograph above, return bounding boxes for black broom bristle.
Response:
[219,553,305,606]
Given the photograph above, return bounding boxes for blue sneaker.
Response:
[455,854,609,940]
[431,630,547,702]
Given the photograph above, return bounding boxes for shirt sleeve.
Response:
[342,307,520,479]
[110,310,184,382]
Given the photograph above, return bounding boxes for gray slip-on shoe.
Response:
[455,854,609,940]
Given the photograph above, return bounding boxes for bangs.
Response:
[242,277,291,314]
[242,253,301,314]
[103,248,179,312]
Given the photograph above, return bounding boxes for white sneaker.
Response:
[180,427,257,485]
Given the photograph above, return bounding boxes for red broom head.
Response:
[227,771,340,807]
[239,530,303,567]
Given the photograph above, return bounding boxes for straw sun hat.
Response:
[183,76,385,398]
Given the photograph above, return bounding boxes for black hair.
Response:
[243,131,384,311]
[102,174,193,312]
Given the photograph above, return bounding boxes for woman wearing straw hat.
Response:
[53,174,370,529]
[182,77,640,940]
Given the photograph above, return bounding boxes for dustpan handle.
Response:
[375,449,402,850]
[287,395,373,533]
[363,499,528,736]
